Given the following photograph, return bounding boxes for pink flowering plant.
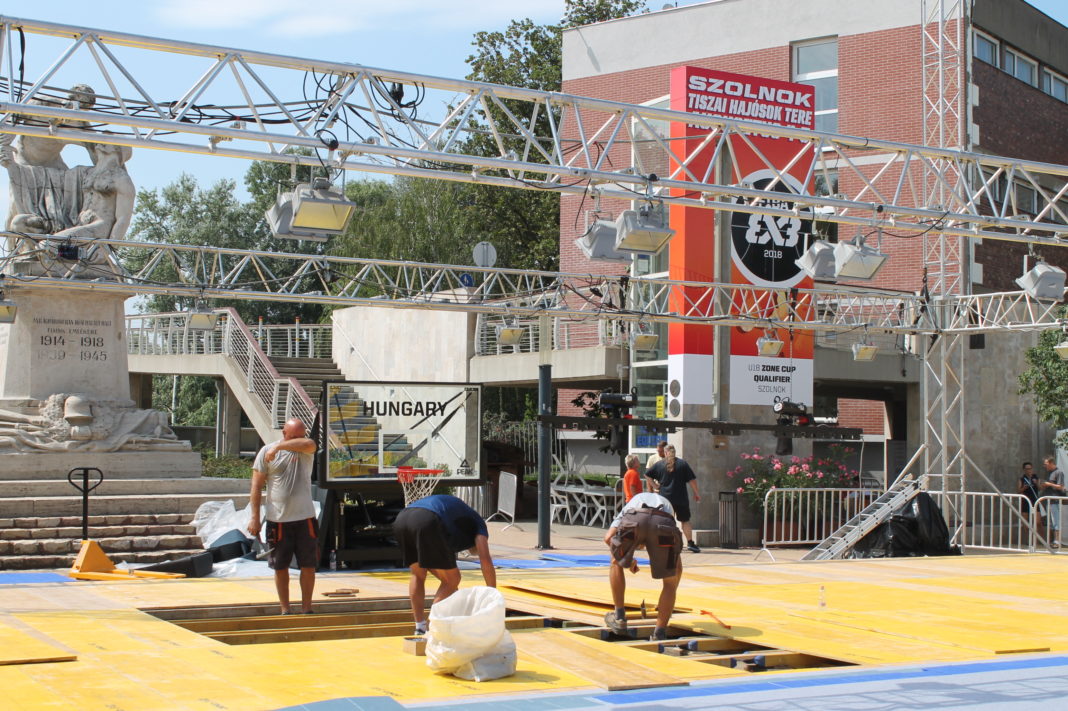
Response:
[728,444,860,512]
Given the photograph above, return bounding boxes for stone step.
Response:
[0,514,193,529]
[0,478,250,498]
[1,547,209,570]
[0,533,204,557]
[0,493,251,518]
[0,523,197,540]
[0,451,203,480]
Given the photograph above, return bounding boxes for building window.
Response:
[793,38,838,134]
[973,30,998,66]
[1003,47,1037,87]
[1043,69,1068,103]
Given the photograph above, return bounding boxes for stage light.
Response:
[574,219,628,262]
[631,329,659,351]
[266,178,358,242]
[834,232,887,280]
[187,302,219,331]
[852,341,878,361]
[795,240,836,280]
[0,292,15,324]
[1016,261,1066,301]
[496,322,525,346]
[756,333,784,357]
[614,207,674,254]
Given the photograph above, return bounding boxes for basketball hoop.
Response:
[396,467,445,506]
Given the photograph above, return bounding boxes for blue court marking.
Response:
[0,572,73,584]
[539,554,649,566]
[589,654,1068,705]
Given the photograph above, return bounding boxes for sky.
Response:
[1,0,1066,215]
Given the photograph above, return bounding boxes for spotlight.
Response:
[631,329,659,351]
[1016,261,1066,301]
[852,342,878,361]
[835,233,887,280]
[575,219,628,262]
[266,178,358,242]
[795,240,836,280]
[187,302,219,331]
[496,322,525,347]
[614,207,674,254]
[0,292,16,324]
[756,333,784,357]
[1055,338,1068,360]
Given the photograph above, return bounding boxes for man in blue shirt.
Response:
[393,494,496,634]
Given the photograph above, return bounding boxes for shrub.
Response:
[729,444,860,512]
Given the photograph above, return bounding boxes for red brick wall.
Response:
[837,398,886,435]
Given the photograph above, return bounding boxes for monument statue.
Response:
[0,84,197,471]
[1,84,133,274]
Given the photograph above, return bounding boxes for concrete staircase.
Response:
[268,356,345,409]
[0,466,249,570]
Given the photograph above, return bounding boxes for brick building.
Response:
[557,0,1068,538]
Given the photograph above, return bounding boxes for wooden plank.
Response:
[515,628,688,691]
[0,624,76,666]
[144,595,419,621]
[206,616,548,645]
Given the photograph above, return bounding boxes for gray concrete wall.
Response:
[965,330,1055,493]
[563,0,920,81]
[331,304,474,383]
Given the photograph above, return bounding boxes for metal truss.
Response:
[0,231,933,334]
[2,16,1068,250]
[921,0,968,297]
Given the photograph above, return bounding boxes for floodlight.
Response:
[496,323,525,346]
[1055,339,1068,360]
[266,178,358,242]
[574,219,628,261]
[852,342,878,361]
[1016,261,1066,301]
[632,332,659,351]
[756,334,784,357]
[834,234,887,280]
[795,240,836,280]
[0,293,15,323]
[614,208,674,254]
[187,302,219,331]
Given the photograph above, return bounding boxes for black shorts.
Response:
[670,498,691,523]
[394,507,456,570]
[610,507,682,579]
[266,518,319,570]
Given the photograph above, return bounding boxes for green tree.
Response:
[127,172,325,324]
[1019,316,1068,448]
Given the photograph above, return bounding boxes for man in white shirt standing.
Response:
[602,491,682,642]
[248,418,318,614]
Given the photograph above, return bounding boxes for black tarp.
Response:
[849,492,961,558]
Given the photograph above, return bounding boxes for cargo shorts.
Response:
[609,506,682,579]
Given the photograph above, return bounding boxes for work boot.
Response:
[604,610,627,635]
[649,626,667,641]
[686,540,701,553]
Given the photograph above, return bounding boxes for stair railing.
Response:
[126,309,318,430]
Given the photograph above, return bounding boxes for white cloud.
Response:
[154,0,565,38]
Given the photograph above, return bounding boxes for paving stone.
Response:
[41,539,75,555]
[36,517,61,528]
[11,540,38,555]
[128,515,154,525]
[156,514,183,525]
[130,537,161,551]
[14,518,36,527]
[0,518,13,527]
[0,541,10,555]
[0,529,21,540]
[103,539,133,552]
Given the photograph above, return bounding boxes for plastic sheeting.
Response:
[850,492,961,558]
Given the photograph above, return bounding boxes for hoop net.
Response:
[397,467,445,506]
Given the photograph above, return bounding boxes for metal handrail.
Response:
[125,309,317,430]
[760,487,885,550]
[928,491,1061,553]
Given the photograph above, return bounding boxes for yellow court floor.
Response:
[1,553,1067,710]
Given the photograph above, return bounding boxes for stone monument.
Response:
[0,84,200,477]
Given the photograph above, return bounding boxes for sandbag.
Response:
[425,586,512,679]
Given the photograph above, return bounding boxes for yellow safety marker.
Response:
[69,540,185,581]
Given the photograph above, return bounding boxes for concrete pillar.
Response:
[128,372,154,409]
[216,378,242,457]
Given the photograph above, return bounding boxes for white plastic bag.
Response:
[425,586,512,678]
[452,633,517,682]
[191,500,238,547]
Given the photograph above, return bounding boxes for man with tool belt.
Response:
[603,491,683,642]
[393,494,497,634]
[247,418,318,615]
